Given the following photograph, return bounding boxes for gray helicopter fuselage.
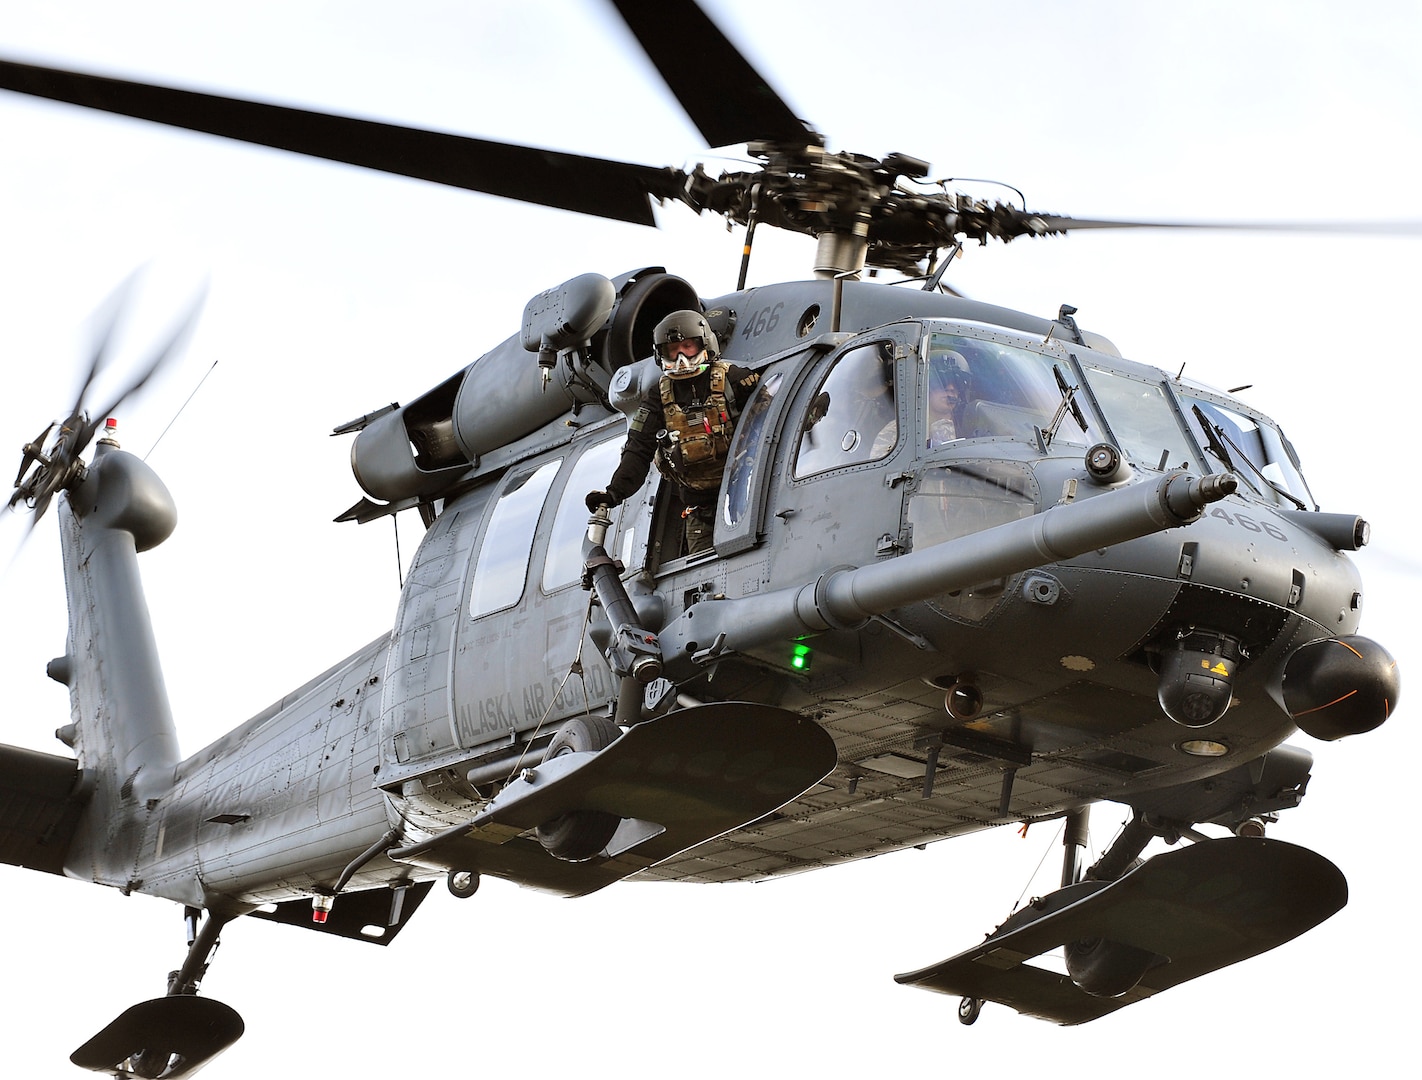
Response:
[55,276,1373,913]
[359,277,1369,888]
[0,1,1401,1053]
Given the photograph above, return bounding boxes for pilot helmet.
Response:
[654,309,719,379]
[929,348,970,395]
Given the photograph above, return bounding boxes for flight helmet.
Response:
[654,309,719,378]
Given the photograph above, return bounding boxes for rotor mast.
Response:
[813,220,870,278]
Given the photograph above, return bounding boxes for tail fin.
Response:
[54,439,180,879]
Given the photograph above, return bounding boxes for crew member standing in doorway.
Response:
[587,309,760,555]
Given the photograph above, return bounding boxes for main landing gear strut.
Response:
[957,805,1166,1025]
[953,805,1292,1025]
[529,504,663,863]
[899,800,1344,1026]
[70,908,245,1078]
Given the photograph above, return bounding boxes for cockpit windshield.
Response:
[916,327,1316,510]
[922,332,1104,450]
[1180,393,1315,509]
[1079,357,1316,509]
[1079,364,1199,472]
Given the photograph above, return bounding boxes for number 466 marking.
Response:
[1210,506,1288,542]
[740,302,783,339]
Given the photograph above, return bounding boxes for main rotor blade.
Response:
[1033,213,1422,236]
[609,0,816,149]
[0,58,686,225]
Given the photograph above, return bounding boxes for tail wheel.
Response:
[447,870,480,898]
[535,716,622,862]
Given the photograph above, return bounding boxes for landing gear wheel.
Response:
[957,996,982,1025]
[535,715,622,862]
[447,870,480,898]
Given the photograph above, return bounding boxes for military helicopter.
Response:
[0,0,1414,1076]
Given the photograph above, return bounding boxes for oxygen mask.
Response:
[661,338,709,379]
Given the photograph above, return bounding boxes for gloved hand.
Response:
[585,490,614,513]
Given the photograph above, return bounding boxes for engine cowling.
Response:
[347,269,700,504]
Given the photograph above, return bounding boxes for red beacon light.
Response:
[311,894,334,924]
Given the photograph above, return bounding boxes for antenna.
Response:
[144,359,219,461]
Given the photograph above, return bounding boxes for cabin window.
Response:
[469,458,561,618]
[1080,365,1198,471]
[921,333,1104,449]
[794,341,898,479]
[542,437,626,592]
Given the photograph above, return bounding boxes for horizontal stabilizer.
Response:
[391,702,837,897]
[71,995,243,1078]
[245,880,434,945]
[895,837,1347,1025]
[0,743,91,875]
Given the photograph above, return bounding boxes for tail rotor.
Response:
[7,276,206,536]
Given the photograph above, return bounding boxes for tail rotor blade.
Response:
[11,422,56,492]
[82,282,209,449]
[7,278,207,540]
[67,269,144,428]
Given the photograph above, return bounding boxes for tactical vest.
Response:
[655,362,739,491]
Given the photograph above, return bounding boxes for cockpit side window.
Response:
[469,458,561,618]
[794,341,898,479]
[722,369,784,527]
[922,332,1103,449]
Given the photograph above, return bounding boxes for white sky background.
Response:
[1,0,1418,1075]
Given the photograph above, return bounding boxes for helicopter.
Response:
[1,0,1416,1077]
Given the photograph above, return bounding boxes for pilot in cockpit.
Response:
[926,348,971,448]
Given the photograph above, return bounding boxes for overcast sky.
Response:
[1,2,1419,1077]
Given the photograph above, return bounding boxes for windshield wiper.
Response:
[1191,404,1239,473]
[1190,404,1307,510]
[1042,364,1089,447]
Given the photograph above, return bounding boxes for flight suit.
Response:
[604,360,760,554]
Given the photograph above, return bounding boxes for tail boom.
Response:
[55,443,180,882]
